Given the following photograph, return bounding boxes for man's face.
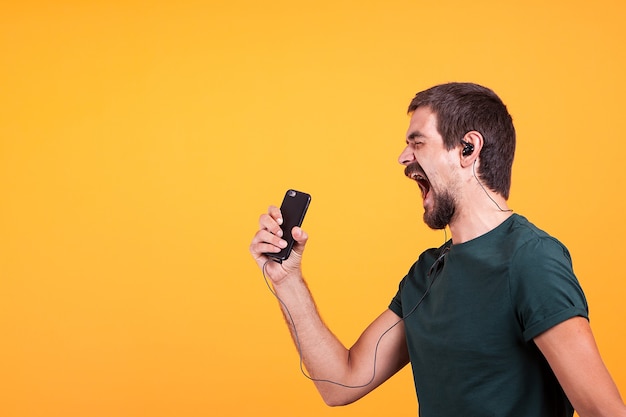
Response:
[398,107,460,230]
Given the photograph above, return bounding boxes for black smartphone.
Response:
[266,189,311,263]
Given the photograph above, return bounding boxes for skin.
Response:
[249,106,626,415]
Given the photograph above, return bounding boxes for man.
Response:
[249,83,626,416]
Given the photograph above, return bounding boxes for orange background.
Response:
[1,1,625,416]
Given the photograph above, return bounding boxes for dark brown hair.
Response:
[408,82,516,199]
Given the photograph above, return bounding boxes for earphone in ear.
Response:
[461,140,474,156]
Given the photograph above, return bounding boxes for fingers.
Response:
[249,205,287,261]
[259,205,283,237]
[249,227,287,259]
[268,205,283,225]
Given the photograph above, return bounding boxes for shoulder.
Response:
[405,242,450,273]
[503,214,572,261]
[508,215,572,266]
[507,215,575,287]
[505,217,588,339]
[397,241,451,290]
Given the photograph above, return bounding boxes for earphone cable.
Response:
[261,253,444,388]
[472,160,513,213]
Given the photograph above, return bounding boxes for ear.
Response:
[459,130,483,168]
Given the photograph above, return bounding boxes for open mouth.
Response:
[405,164,431,199]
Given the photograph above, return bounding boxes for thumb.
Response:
[290,226,308,255]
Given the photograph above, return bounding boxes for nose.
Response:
[398,145,415,166]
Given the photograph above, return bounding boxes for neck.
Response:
[448,199,513,244]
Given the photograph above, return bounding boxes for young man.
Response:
[249,83,626,416]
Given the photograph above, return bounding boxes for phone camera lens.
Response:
[288,190,296,197]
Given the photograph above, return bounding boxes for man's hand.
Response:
[249,205,309,285]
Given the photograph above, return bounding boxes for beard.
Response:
[424,188,456,230]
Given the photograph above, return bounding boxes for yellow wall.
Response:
[1,1,625,416]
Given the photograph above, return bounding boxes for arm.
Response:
[249,206,409,406]
[534,316,626,417]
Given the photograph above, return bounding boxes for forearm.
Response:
[271,272,358,403]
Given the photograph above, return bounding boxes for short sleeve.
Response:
[389,278,405,318]
[511,237,588,341]
[388,253,433,319]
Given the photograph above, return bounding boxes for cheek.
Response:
[418,157,439,181]
[429,155,460,183]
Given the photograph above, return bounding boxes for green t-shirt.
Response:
[389,214,588,417]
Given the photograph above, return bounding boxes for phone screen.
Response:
[267,189,311,262]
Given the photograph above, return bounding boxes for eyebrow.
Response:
[406,130,426,143]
